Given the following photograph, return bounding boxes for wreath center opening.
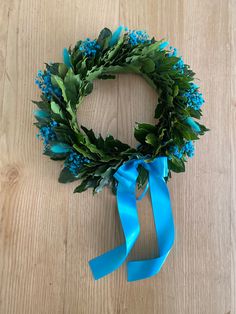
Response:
[77,73,157,147]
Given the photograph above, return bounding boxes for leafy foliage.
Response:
[33,27,208,194]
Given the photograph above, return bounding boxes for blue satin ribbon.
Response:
[89,157,175,282]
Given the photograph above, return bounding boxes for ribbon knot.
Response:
[113,160,140,190]
[89,157,175,282]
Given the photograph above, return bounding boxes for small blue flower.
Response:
[167,47,185,73]
[37,121,58,145]
[183,83,205,110]
[35,70,62,101]
[171,145,183,159]
[183,141,195,158]
[170,141,195,159]
[168,46,177,57]
[64,152,90,176]
[174,58,185,73]
[50,120,58,127]
[128,30,150,46]
[79,38,100,57]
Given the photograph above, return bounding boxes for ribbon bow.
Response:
[89,157,175,282]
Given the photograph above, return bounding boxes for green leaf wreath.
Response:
[33,26,208,194]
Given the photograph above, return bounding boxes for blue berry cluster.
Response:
[37,121,58,145]
[79,38,100,57]
[168,47,185,73]
[168,48,204,109]
[174,58,185,73]
[183,83,205,110]
[171,141,195,159]
[35,70,61,101]
[65,152,90,176]
[128,30,150,46]
[168,47,178,57]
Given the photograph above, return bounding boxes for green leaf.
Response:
[141,41,161,55]
[76,59,87,77]
[145,133,158,147]
[168,157,185,173]
[97,28,112,50]
[73,144,96,160]
[155,101,166,119]
[173,85,179,97]
[83,81,93,96]
[53,124,76,143]
[58,63,68,78]
[32,100,51,111]
[51,75,67,102]
[46,63,59,75]
[103,134,130,152]
[51,101,63,117]
[188,108,202,119]
[141,58,155,73]
[74,177,99,193]
[105,36,124,61]
[158,56,180,69]
[166,95,174,105]
[141,73,157,90]
[94,168,113,193]
[94,164,110,176]
[134,123,157,143]
[81,126,97,143]
[80,126,131,156]
[195,122,210,134]
[175,122,199,140]
[137,165,148,189]
[58,167,78,183]
[64,68,80,105]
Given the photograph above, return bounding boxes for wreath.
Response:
[33,26,208,281]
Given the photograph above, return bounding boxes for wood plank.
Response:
[231,0,236,313]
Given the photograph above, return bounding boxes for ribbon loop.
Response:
[89,156,175,281]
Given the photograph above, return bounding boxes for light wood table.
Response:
[0,0,234,313]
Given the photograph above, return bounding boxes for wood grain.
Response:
[0,0,234,313]
[231,0,236,313]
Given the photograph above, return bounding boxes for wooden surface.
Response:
[0,0,235,313]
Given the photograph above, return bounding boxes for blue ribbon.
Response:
[89,157,175,282]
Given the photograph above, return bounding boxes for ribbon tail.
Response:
[89,181,140,280]
[127,174,175,282]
